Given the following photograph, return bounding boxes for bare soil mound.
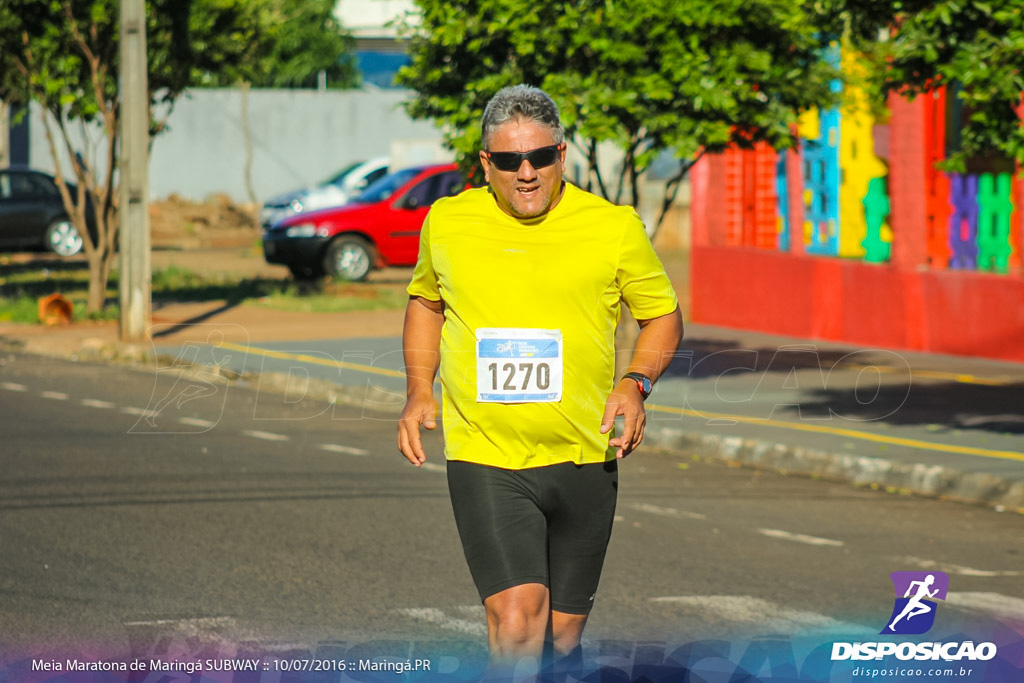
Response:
[150,194,260,250]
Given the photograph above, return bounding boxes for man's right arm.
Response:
[397,295,444,466]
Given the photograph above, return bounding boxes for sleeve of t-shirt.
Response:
[616,208,679,321]
[407,210,442,301]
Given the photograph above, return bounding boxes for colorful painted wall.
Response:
[689,50,1024,363]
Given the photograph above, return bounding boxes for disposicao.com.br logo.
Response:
[831,571,998,663]
[883,571,949,636]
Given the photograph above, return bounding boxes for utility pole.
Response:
[118,0,151,342]
[0,100,9,168]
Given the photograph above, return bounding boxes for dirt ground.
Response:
[149,194,263,251]
[0,196,411,357]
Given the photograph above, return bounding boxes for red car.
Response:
[262,163,465,280]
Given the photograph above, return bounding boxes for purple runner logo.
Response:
[881,571,949,635]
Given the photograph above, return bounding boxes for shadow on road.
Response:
[665,336,1024,436]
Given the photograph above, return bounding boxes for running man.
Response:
[889,574,940,631]
[398,84,683,677]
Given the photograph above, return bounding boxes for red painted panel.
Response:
[704,153,734,247]
[835,262,908,347]
[692,245,1024,362]
[888,93,932,270]
[690,155,710,248]
[810,259,845,340]
[724,150,744,246]
[919,269,1024,357]
[924,88,951,268]
[691,246,815,337]
[786,147,805,255]
[753,142,779,249]
[1012,167,1023,271]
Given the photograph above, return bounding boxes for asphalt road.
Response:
[1,351,1022,676]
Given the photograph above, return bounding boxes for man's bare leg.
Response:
[484,582,550,677]
[550,611,587,656]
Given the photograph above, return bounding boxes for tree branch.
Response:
[655,149,706,232]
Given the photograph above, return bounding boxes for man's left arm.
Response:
[600,306,683,458]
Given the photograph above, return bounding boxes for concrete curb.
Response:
[4,335,1021,515]
[253,369,1024,514]
[645,427,1024,514]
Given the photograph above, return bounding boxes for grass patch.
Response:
[0,261,405,324]
[0,295,42,323]
[250,279,408,313]
[0,263,120,323]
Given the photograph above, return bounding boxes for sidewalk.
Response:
[3,298,1021,512]
[645,323,1024,512]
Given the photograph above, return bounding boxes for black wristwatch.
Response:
[622,372,653,400]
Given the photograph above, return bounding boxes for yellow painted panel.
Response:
[798,109,820,141]
[838,47,889,259]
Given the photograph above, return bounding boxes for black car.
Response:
[0,166,89,256]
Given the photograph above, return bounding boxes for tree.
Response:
[396,0,841,231]
[0,0,253,312]
[195,0,360,206]
[836,0,1024,170]
[244,0,359,90]
[0,0,358,314]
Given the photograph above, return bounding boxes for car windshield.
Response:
[322,161,365,187]
[352,168,422,204]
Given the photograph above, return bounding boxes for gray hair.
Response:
[481,84,564,150]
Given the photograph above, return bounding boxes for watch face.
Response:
[626,373,651,398]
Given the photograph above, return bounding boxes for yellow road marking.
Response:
[216,341,406,379]
[217,341,1024,464]
[646,402,1024,463]
[851,364,1012,386]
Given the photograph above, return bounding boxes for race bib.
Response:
[475,328,563,403]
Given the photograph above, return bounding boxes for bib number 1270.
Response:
[487,361,552,392]
[476,328,562,403]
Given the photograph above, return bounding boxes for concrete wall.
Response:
[26,88,447,203]
[19,87,692,242]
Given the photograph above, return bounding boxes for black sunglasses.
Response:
[483,144,563,172]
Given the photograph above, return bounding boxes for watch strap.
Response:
[622,371,652,400]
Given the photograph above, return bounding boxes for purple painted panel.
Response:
[947,173,978,270]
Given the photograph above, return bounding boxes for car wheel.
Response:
[45,219,84,256]
[324,235,375,281]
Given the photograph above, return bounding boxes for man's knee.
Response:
[485,584,550,648]
[550,612,588,655]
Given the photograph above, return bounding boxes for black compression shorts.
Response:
[446,459,618,615]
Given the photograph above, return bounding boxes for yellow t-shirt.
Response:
[407,183,678,469]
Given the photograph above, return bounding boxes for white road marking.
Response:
[945,592,1024,623]
[81,398,115,409]
[901,556,1024,577]
[179,417,216,428]
[121,406,158,417]
[758,528,844,547]
[650,595,872,635]
[395,607,487,637]
[420,462,446,473]
[242,430,290,442]
[625,502,707,520]
[121,616,240,643]
[319,444,370,456]
[123,616,236,628]
[1,382,27,392]
[41,391,69,400]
